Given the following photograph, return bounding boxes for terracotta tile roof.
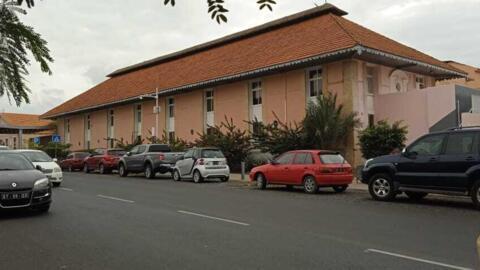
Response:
[42,4,463,118]
[0,113,54,129]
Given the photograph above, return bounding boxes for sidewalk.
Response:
[229,173,367,191]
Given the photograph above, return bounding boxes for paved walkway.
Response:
[229,173,368,191]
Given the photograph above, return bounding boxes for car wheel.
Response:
[193,170,203,183]
[471,180,480,210]
[99,164,106,174]
[256,173,267,189]
[118,163,128,177]
[332,185,348,193]
[368,173,396,201]
[83,164,90,173]
[52,182,61,187]
[221,176,229,182]
[405,191,428,200]
[145,164,155,179]
[303,175,318,194]
[68,166,73,172]
[173,170,181,182]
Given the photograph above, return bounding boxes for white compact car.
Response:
[173,147,230,183]
[16,150,63,187]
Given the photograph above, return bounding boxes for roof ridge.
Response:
[329,13,361,46]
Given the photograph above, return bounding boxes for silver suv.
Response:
[172,147,230,183]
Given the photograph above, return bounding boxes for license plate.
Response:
[1,192,30,200]
[213,161,219,165]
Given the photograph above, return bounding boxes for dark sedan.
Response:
[0,152,52,212]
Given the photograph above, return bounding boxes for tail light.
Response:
[158,154,165,160]
[195,158,205,165]
[319,168,334,174]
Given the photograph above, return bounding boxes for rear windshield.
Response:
[149,145,171,153]
[0,153,34,170]
[319,153,345,164]
[201,149,224,158]
[21,151,53,162]
[107,150,127,156]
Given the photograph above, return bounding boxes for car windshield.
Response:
[201,149,224,158]
[149,145,171,153]
[108,150,127,156]
[0,153,34,170]
[319,153,345,164]
[21,151,53,162]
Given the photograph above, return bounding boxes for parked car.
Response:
[83,148,126,174]
[15,150,63,187]
[60,152,90,172]
[172,147,230,183]
[118,144,184,179]
[250,150,353,194]
[0,146,9,150]
[0,151,51,212]
[361,127,480,209]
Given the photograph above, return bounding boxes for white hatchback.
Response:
[173,148,230,183]
[16,150,63,186]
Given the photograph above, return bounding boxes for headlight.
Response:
[364,158,374,168]
[53,167,62,173]
[34,178,50,190]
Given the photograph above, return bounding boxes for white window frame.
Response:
[204,89,215,132]
[167,97,175,133]
[107,110,115,148]
[249,80,263,123]
[85,114,91,149]
[65,119,71,144]
[416,76,426,90]
[366,65,376,95]
[134,104,142,137]
[306,66,322,104]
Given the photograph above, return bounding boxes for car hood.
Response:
[32,161,60,170]
[251,163,271,172]
[0,170,46,189]
[370,154,401,165]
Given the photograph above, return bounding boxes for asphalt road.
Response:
[1,172,479,270]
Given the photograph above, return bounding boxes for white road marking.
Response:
[97,194,135,203]
[365,249,473,270]
[177,210,250,226]
[59,187,73,191]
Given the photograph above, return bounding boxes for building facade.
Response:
[42,4,465,166]
[0,113,55,149]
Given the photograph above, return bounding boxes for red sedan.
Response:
[249,150,353,194]
[83,148,126,174]
[60,152,90,172]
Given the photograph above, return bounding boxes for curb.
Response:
[477,235,480,263]
[228,178,368,191]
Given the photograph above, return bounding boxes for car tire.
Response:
[332,185,348,193]
[52,182,61,187]
[118,163,128,177]
[221,176,229,182]
[368,173,396,201]
[471,180,480,210]
[173,170,181,182]
[99,164,106,174]
[83,164,90,173]
[405,191,428,200]
[256,173,267,189]
[145,164,155,179]
[68,166,73,172]
[303,175,318,194]
[193,170,203,183]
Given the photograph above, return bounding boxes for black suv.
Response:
[361,127,480,209]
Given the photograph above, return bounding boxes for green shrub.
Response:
[146,129,191,152]
[358,120,408,159]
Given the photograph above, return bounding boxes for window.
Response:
[408,134,446,156]
[65,119,71,144]
[85,114,91,149]
[275,153,295,165]
[319,153,345,164]
[205,90,214,112]
[137,145,146,154]
[13,137,16,149]
[168,98,175,118]
[445,133,476,155]
[294,153,314,164]
[368,114,375,128]
[416,76,426,90]
[108,110,115,148]
[130,146,139,154]
[184,149,194,159]
[307,67,322,98]
[366,66,376,94]
[206,127,214,135]
[134,104,142,138]
[201,149,225,158]
[149,145,171,153]
[251,81,262,105]
[251,122,262,136]
[168,131,175,142]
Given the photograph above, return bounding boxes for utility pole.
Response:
[155,87,159,141]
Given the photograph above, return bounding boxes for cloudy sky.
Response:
[1,0,479,114]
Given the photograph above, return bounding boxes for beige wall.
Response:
[437,62,480,90]
[214,81,249,130]
[175,90,204,141]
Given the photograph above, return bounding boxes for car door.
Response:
[396,133,446,188]
[62,154,73,168]
[436,131,478,191]
[125,146,139,170]
[267,152,295,184]
[179,149,195,176]
[288,152,313,185]
[131,145,147,171]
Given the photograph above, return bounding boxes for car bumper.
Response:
[0,188,51,209]
[360,168,370,184]
[198,165,230,179]
[315,174,353,186]
[154,163,175,173]
[45,172,63,183]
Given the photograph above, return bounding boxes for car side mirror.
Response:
[126,152,132,156]
[270,160,279,165]
[53,158,58,162]
[178,156,184,160]
[35,165,43,171]
[403,150,418,158]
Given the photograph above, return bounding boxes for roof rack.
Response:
[446,126,480,131]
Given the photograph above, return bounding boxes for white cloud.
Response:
[1,0,479,115]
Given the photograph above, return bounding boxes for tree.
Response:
[0,0,53,105]
[358,120,408,159]
[303,93,361,150]
[163,0,277,24]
